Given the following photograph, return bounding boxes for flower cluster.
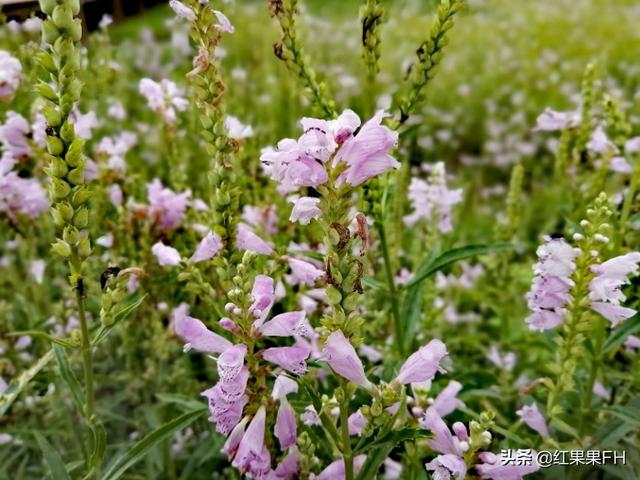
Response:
[589,252,640,326]
[404,161,463,233]
[261,109,399,223]
[0,51,22,102]
[139,78,188,125]
[525,236,580,331]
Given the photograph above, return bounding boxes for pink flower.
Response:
[533,108,580,131]
[190,231,223,262]
[259,311,311,337]
[222,416,249,460]
[172,304,232,353]
[249,275,276,327]
[316,455,367,480]
[516,403,549,437]
[589,252,640,326]
[290,196,321,224]
[242,205,278,235]
[395,339,447,384]
[274,448,300,479]
[431,381,464,417]
[287,257,324,286]
[0,112,31,158]
[0,172,48,220]
[232,407,271,477]
[475,451,539,479]
[169,0,196,21]
[146,179,191,230]
[108,184,123,207]
[214,10,234,33]
[420,407,466,456]
[218,344,248,381]
[425,454,467,480]
[151,241,181,266]
[403,162,463,232]
[0,51,22,102]
[69,108,99,140]
[610,156,632,174]
[321,330,369,386]
[139,78,188,124]
[202,389,247,435]
[348,409,368,436]
[237,223,274,255]
[334,110,399,187]
[262,346,310,375]
[274,398,297,449]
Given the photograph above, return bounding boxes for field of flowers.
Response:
[1,0,640,478]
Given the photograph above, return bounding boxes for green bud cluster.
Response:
[574,62,598,161]
[36,0,91,285]
[496,163,524,242]
[269,0,337,118]
[360,0,385,79]
[603,94,632,150]
[395,0,464,125]
[185,0,241,255]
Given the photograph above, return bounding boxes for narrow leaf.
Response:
[9,330,77,349]
[603,312,640,354]
[52,344,84,413]
[404,243,513,288]
[0,349,54,416]
[92,294,147,346]
[101,407,206,480]
[34,432,70,480]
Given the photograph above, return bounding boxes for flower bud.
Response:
[77,236,91,258]
[47,136,64,156]
[73,207,89,228]
[67,167,85,185]
[51,177,71,199]
[51,239,72,258]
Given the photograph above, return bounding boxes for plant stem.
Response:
[619,158,639,244]
[377,222,402,353]
[339,380,354,480]
[75,285,95,421]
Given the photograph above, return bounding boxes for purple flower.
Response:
[169,0,196,21]
[287,257,324,286]
[69,108,99,140]
[218,344,247,381]
[249,275,276,327]
[139,78,188,124]
[334,110,399,186]
[321,330,369,386]
[237,223,274,255]
[533,108,580,131]
[404,162,463,233]
[262,346,310,375]
[274,448,300,479]
[610,156,632,174]
[242,205,278,235]
[190,231,223,262]
[275,398,297,449]
[259,311,311,337]
[272,375,299,399]
[475,451,539,479]
[587,126,617,154]
[525,236,580,332]
[348,409,368,436]
[172,304,232,353]
[0,51,22,102]
[151,241,181,266]
[395,339,447,385]
[0,112,31,158]
[589,252,640,326]
[214,10,234,33]
[516,403,549,437]
[431,381,464,417]
[146,179,191,230]
[222,416,249,460]
[202,389,248,435]
[425,454,467,480]
[316,455,367,480]
[108,185,123,207]
[290,196,321,225]
[0,172,48,220]
[232,407,271,477]
[420,407,467,457]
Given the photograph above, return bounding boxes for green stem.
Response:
[619,158,639,244]
[377,222,402,353]
[339,380,354,480]
[75,281,95,423]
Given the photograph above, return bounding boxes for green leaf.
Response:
[101,407,206,480]
[355,429,430,480]
[8,330,78,349]
[0,349,54,416]
[627,212,640,225]
[92,294,147,346]
[52,344,84,413]
[291,250,324,262]
[404,243,513,288]
[362,275,388,292]
[34,432,70,480]
[603,312,640,354]
[603,405,640,428]
[155,393,205,412]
